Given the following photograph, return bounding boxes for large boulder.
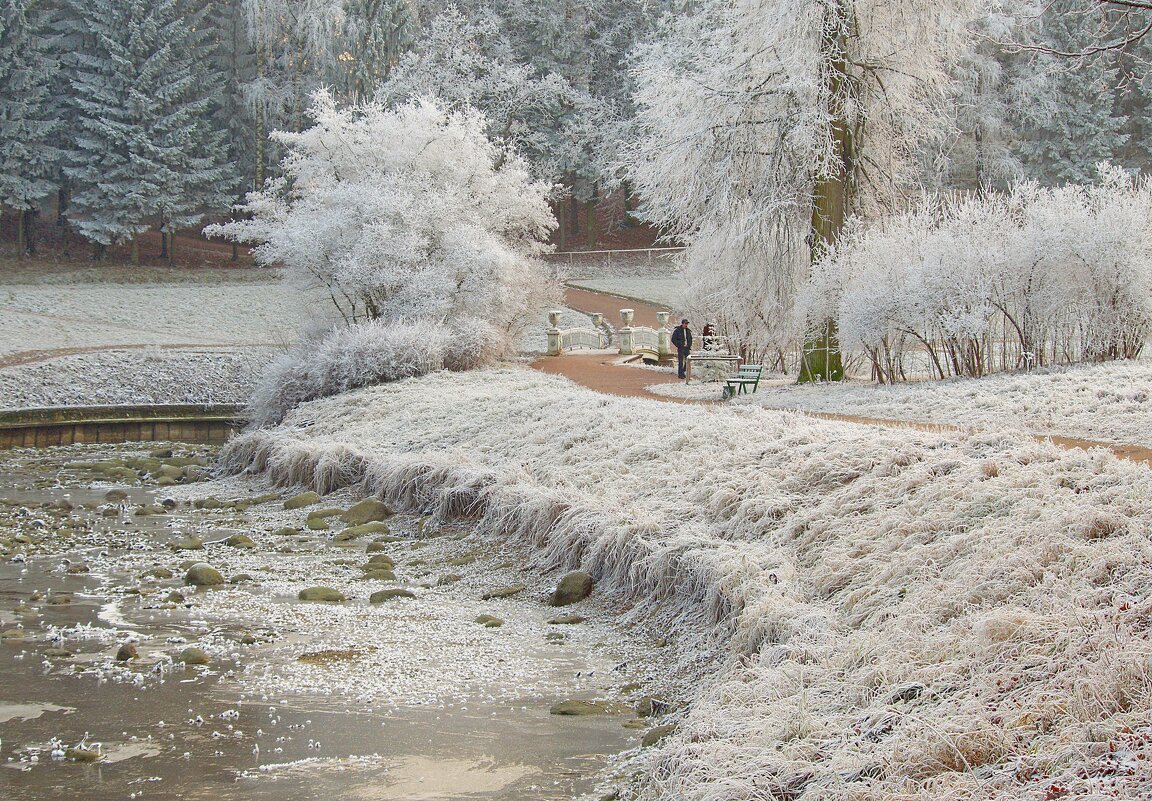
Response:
[184,563,225,586]
[283,491,322,510]
[298,586,346,602]
[549,571,594,606]
[369,588,415,603]
[341,499,391,526]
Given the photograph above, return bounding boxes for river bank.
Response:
[0,442,669,800]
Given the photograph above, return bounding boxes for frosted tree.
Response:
[379,9,601,184]
[432,0,666,246]
[927,7,1024,192]
[0,0,61,256]
[62,0,234,263]
[627,0,986,377]
[1011,0,1129,184]
[206,92,558,335]
[239,0,416,188]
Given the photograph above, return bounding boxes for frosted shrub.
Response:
[206,91,559,339]
[807,167,1152,381]
[248,318,501,427]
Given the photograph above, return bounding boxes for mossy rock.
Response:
[474,614,504,628]
[365,554,395,567]
[66,747,102,763]
[343,522,391,539]
[547,614,586,625]
[272,526,299,537]
[103,489,129,502]
[170,537,204,551]
[225,534,256,549]
[179,646,211,665]
[360,569,396,582]
[642,724,677,748]
[369,588,415,603]
[481,584,525,601]
[194,496,225,510]
[283,491,322,510]
[306,517,330,531]
[341,498,391,526]
[549,700,625,716]
[297,586,346,602]
[549,571,594,606]
[184,563,225,586]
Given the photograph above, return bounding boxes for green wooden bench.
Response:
[723,364,763,398]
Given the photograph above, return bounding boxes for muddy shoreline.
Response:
[0,443,674,800]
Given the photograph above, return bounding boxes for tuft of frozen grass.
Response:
[247,317,509,427]
[222,368,1152,800]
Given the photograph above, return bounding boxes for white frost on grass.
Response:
[0,348,264,408]
[221,367,1152,800]
[741,359,1152,447]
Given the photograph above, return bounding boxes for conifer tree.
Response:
[0,0,61,255]
[63,0,233,262]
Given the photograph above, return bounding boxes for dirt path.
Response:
[563,286,680,329]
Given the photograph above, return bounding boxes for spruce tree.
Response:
[0,0,61,255]
[1012,1,1128,185]
[63,0,233,262]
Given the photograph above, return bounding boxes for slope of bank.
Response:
[220,367,1152,800]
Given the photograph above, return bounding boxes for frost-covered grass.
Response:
[567,277,687,309]
[220,367,1152,800]
[0,348,263,408]
[0,281,322,358]
[248,318,508,427]
[742,359,1152,447]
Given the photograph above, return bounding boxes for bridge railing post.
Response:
[657,312,671,359]
[618,309,635,355]
[547,310,563,356]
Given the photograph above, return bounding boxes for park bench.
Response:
[723,364,763,398]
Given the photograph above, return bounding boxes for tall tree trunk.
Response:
[799,4,853,384]
[131,234,140,267]
[160,229,169,260]
[232,242,239,263]
[16,209,26,258]
[168,230,175,265]
[22,209,37,256]
[556,200,568,251]
[584,187,599,250]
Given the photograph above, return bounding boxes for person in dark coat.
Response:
[671,318,693,379]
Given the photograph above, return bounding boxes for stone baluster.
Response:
[618,309,635,355]
[546,309,563,356]
[657,311,671,359]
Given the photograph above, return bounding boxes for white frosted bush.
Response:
[248,319,485,427]
[806,166,1152,381]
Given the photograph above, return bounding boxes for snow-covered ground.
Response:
[0,347,266,407]
[221,367,1152,801]
[735,360,1152,447]
[0,281,320,360]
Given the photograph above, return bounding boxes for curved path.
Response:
[533,286,1152,465]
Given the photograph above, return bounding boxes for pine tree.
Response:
[63,0,234,262]
[0,0,61,255]
[1012,0,1128,184]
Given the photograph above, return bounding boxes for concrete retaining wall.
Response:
[0,404,248,450]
